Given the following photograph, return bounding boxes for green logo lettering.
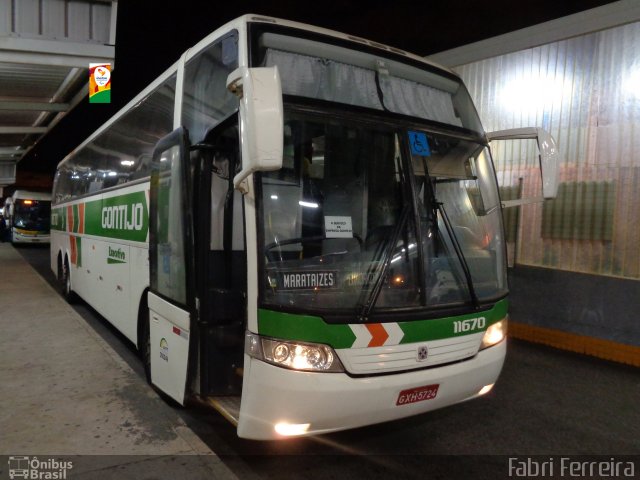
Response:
[107,245,126,264]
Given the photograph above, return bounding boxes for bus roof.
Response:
[188,14,455,74]
[57,14,458,171]
[12,190,51,201]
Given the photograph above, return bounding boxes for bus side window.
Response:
[182,31,239,145]
[53,75,176,205]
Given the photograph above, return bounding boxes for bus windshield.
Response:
[258,110,507,315]
[14,200,51,231]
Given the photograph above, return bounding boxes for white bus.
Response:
[5,190,51,244]
[51,14,556,440]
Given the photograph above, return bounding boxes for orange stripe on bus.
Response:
[70,236,77,265]
[67,205,74,232]
[366,323,389,347]
[78,203,85,234]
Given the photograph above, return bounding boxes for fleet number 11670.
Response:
[453,317,486,334]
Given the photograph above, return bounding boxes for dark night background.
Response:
[17,0,618,178]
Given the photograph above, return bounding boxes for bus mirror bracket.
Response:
[487,127,560,205]
[226,66,284,194]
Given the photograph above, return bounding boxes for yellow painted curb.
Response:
[509,321,640,368]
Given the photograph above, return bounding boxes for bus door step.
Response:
[205,395,241,426]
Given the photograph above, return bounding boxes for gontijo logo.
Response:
[83,191,149,242]
[101,203,144,231]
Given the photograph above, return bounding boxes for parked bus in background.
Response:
[5,190,51,244]
[50,15,557,440]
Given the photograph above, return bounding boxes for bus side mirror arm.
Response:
[487,127,560,202]
[226,66,284,194]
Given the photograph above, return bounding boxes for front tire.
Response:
[140,312,152,383]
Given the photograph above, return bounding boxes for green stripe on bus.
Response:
[51,207,66,231]
[77,235,82,268]
[399,299,508,343]
[51,191,148,242]
[73,204,79,233]
[258,299,508,349]
[84,191,149,242]
[258,309,356,349]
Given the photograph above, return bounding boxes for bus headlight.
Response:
[246,333,344,372]
[480,319,508,349]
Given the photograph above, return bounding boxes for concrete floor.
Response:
[5,243,640,480]
[0,243,237,479]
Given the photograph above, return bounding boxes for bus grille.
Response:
[336,332,484,375]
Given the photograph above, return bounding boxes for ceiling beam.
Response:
[0,101,69,112]
[428,0,640,67]
[0,37,115,69]
[0,148,26,155]
[0,126,47,134]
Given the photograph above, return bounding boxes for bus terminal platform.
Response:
[0,243,238,479]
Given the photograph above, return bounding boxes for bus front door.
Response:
[148,127,195,405]
[192,117,246,398]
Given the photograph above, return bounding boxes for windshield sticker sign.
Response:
[344,271,377,287]
[325,216,353,238]
[408,131,431,156]
[275,271,337,290]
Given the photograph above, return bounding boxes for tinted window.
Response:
[182,31,239,143]
[53,74,176,204]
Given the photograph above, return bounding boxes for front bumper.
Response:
[12,230,50,243]
[237,339,506,439]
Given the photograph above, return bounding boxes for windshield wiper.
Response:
[357,205,411,321]
[436,201,480,309]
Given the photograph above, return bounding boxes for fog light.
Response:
[275,422,310,436]
[478,383,494,396]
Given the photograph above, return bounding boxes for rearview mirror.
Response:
[226,66,284,193]
[487,127,559,201]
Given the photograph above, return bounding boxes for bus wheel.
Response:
[61,257,77,303]
[140,312,152,383]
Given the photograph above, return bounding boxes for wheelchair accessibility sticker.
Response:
[408,131,431,156]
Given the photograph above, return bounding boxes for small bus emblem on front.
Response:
[417,346,429,361]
